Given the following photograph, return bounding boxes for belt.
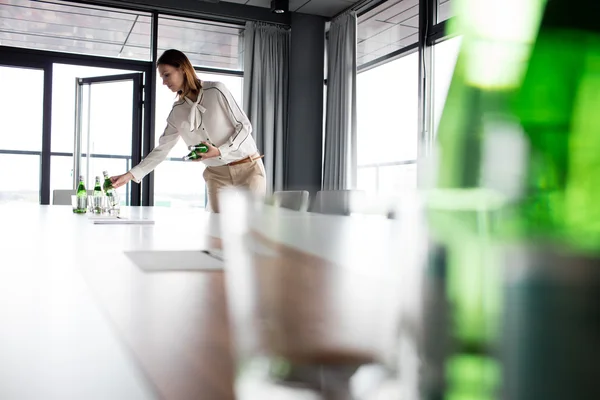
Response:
[227,154,264,167]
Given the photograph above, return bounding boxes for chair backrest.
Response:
[52,189,93,205]
[312,190,366,215]
[272,190,310,212]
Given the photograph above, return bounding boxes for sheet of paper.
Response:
[92,217,155,225]
[125,250,223,272]
[87,214,117,220]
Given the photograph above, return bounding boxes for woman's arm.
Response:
[128,108,181,183]
[212,82,253,163]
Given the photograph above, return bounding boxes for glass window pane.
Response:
[50,155,75,196]
[357,167,378,196]
[379,163,417,195]
[84,80,134,156]
[357,0,419,67]
[433,36,462,136]
[357,52,419,166]
[197,72,244,109]
[437,0,455,23]
[153,160,206,208]
[51,64,135,153]
[0,154,40,204]
[0,66,43,151]
[0,0,151,60]
[158,16,243,71]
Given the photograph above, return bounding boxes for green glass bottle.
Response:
[102,170,114,193]
[74,175,87,214]
[93,176,102,195]
[425,0,600,399]
[93,176,103,214]
[499,1,600,399]
[506,0,600,250]
[183,143,208,161]
[423,1,547,400]
[102,170,118,208]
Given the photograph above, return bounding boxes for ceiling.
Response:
[1,0,454,71]
[221,0,427,67]
[0,0,245,69]
[222,0,358,18]
[357,0,419,66]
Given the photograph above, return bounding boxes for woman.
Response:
[110,49,266,213]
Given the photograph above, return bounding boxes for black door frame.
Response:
[76,73,144,205]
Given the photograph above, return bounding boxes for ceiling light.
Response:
[270,0,288,14]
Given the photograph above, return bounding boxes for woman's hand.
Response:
[194,141,221,161]
[110,172,134,189]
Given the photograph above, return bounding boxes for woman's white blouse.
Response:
[129,81,258,183]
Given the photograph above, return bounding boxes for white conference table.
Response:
[0,204,405,400]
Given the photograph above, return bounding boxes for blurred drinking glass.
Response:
[219,188,425,400]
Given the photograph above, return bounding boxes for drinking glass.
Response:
[71,194,87,214]
[219,188,421,400]
[88,195,107,214]
[106,193,120,216]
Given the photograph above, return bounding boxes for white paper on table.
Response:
[90,216,155,225]
[125,249,223,272]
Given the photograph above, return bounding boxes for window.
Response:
[0,154,41,204]
[0,66,43,152]
[356,51,419,196]
[0,66,44,204]
[51,64,133,153]
[357,0,419,67]
[356,0,419,196]
[433,36,462,136]
[49,64,139,203]
[153,71,243,208]
[0,0,151,60]
[437,0,455,23]
[158,16,243,71]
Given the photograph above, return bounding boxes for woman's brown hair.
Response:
[157,49,202,100]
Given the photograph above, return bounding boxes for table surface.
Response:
[0,204,402,400]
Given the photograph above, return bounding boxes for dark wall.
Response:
[286,13,326,197]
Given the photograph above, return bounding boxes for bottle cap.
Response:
[187,145,196,151]
[79,175,85,181]
[103,170,109,176]
[183,156,191,161]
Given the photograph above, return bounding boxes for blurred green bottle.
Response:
[424,1,547,400]
[508,0,600,250]
[183,143,208,161]
[501,1,600,399]
[426,0,600,399]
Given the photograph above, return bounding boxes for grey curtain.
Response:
[323,11,357,190]
[243,21,290,194]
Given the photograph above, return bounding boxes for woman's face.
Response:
[158,64,184,93]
